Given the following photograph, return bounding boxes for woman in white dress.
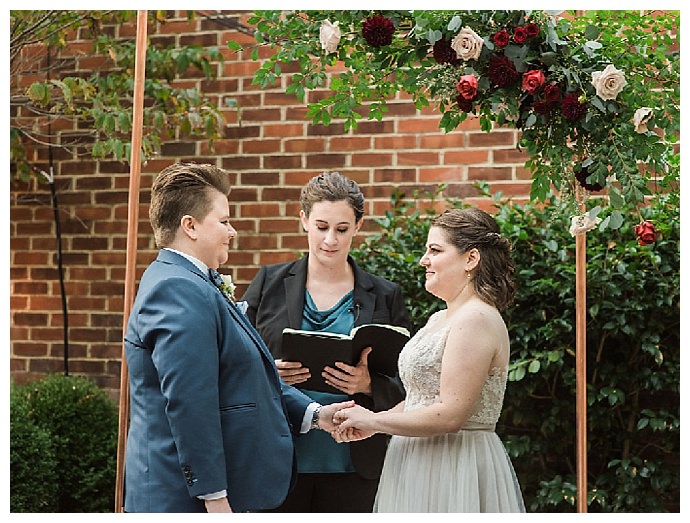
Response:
[334,207,525,512]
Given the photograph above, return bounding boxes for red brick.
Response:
[8,11,553,401]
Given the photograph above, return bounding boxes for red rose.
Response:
[362,15,395,47]
[456,74,479,100]
[493,29,510,48]
[513,26,528,44]
[634,220,657,246]
[525,23,540,38]
[522,69,546,94]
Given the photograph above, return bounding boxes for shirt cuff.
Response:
[197,490,227,501]
[301,402,321,433]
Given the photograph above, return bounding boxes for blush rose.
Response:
[456,74,479,100]
[591,64,627,101]
[522,69,546,95]
[451,27,484,61]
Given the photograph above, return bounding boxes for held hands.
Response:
[331,404,378,443]
[317,402,377,443]
[317,401,356,433]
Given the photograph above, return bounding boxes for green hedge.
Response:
[352,187,680,512]
[10,374,119,512]
[10,385,59,512]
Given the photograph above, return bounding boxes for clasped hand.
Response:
[324,403,377,443]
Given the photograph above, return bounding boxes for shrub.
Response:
[11,374,119,512]
[351,187,680,512]
[10,383,59,512]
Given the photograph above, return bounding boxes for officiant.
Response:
[241,171,411,512]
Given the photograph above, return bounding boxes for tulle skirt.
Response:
[374,430,525,513]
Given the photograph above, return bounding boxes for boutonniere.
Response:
[218,273,236,302]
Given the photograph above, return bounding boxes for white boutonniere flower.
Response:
[219,274,236,302]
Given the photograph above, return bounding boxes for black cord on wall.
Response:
[44,46,70,376]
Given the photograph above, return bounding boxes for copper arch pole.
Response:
[575,191,588,513]
[115,10,148,513]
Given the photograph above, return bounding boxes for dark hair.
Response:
[149,162,231,247]
[299,171,365,222]
[432,207,515,311]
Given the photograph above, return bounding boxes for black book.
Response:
[281,324,411,393]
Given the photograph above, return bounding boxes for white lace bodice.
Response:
[398,312,507,428]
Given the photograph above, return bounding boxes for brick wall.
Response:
[9,11,531,400]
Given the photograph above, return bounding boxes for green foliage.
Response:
[10,10,225,181]
[245,10,680,219]
[499,190,679,512]
[10,384,59,512]
[351,186,679,512]
[10,374,119,512]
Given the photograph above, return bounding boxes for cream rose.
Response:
[591,64,627,101]
[451,27,483,61]
[633,107,653,133]
[568,213,602,236]
[319,20,341,54]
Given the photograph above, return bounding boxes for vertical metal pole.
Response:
[115,9,148,513]
[575,193,588,513]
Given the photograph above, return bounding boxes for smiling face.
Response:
[189,189,236,269]
[300,199,362,266]
[419,225,477,302]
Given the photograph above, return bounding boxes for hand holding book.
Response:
[281,324,410,393]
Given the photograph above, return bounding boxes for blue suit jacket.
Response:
[123,249,312,512]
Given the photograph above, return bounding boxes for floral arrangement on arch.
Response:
[248,10,679,235]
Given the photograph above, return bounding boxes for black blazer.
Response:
[241,255,412,479]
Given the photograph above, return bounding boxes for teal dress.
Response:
[294,290,355,473]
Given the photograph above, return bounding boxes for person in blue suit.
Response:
[123,162,353,513]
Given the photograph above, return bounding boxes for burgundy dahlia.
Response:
[574,166,605,192]
[432,37,460,65]
[561,91,588,121]
[542,83,561,103]
[456,95,474,113]
[488,55,520,88]
[362,14,395,47]
[533,100,554,115]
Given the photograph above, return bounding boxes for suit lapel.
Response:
[284,257,308,329]
[351,258,377,326]
[215,288,277,362]
[157,249,277,365]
